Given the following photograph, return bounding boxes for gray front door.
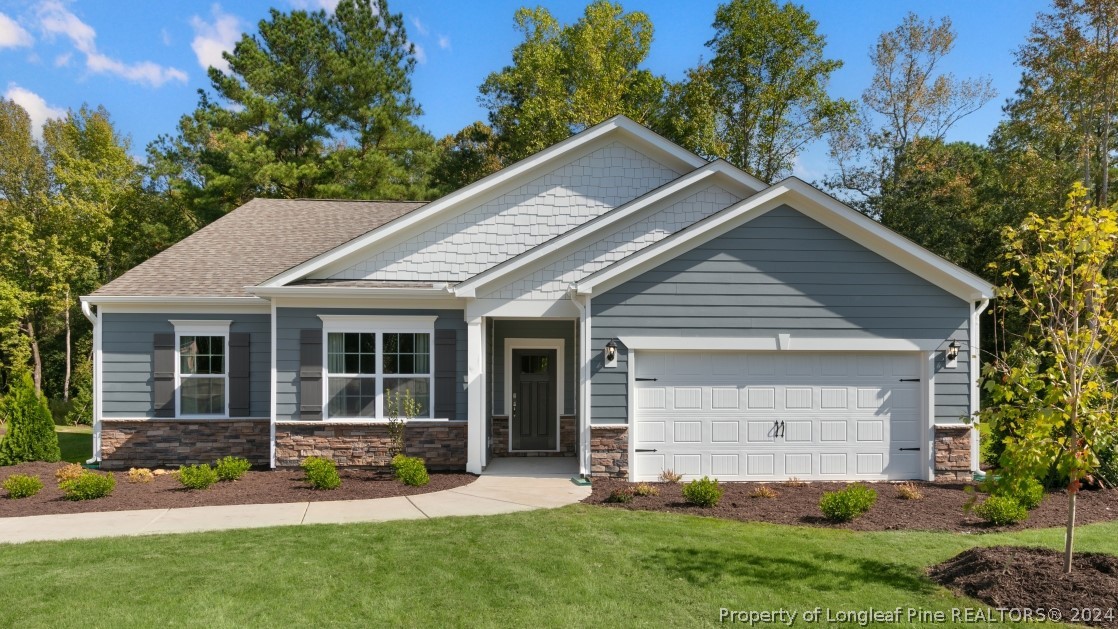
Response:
[511,349,557,451]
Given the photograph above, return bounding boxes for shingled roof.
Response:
[93,198,426,298]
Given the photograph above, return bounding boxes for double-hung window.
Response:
[172,320,231,417]
[320,316,435,420]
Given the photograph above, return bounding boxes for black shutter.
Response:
[229,332,251,417]
[152,333,175,417]
[299,329,323,420]
[434,329,457,419]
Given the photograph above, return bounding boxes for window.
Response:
[320,316,436,420]
[171,320,231,418]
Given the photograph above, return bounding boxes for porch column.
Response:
[466,316,486,474]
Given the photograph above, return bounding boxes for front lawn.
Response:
[54,425,91,463]
[0,505,1113,627]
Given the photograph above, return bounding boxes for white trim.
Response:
[575,178,995,302]
[272,296,463,311]
[171,320,232,420]
[453,161,758,298]
[504,338,564,453]
[80,301,102,462]
[617,335,952,352]
[466,317,485,474]
[81,295,268,309]
[248,286,452,299]
[925,352,937,481]
[317,314,437,332]
[269,299,277,469]
[465,299,580,319]
[626,349,637,482]
[571,292,592,476]
[262,116,709,288]
[96,303,271,314]
[970,298,990,472]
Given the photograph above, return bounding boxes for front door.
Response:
[511,349,557,451]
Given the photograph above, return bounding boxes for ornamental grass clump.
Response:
[658,469,682,483]
[302,456,341,490]
[55,463,85,484]
[750,484,778,499]
[215,456,252,482]
[60,471,115,500]
[178,464,219,490]
[633,482,659,497]
[820,483,877,522]
[895,482,924,500]
[127,468,155,484]
[3,474,43,498]
[391,454,429,487]
[682,476,723,507]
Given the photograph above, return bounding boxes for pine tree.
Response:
[0,372,61,465]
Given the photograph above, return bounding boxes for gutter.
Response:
[79,300,101,464]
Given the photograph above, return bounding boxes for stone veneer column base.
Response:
[934,425,973,481]
[274,421,467,469]
[590,425,628,478]
[99,418,271,470]
[489,415,577,457]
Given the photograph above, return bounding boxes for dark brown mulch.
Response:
[0,462,475,517]
[584,479,1118,532]
[930,546,1118,628]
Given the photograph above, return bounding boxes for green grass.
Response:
[54,425,92,463]
[0,505,1112,628]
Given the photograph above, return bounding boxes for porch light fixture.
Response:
[604,339,618,363]
[947,340,960,363]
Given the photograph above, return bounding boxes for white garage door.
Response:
[632,351,924,482]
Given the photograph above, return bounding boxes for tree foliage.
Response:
[0,372,61,465]
[479,1,664,163]
[660,0,852,182]
[430,121,503,193]
[980,183,1118,573]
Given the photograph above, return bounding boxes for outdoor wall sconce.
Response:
[946,340,960,369]
[604,339,618,368]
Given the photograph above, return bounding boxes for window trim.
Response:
[318,315,437,421]
[170,320,231,419]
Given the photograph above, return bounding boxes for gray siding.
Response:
[101,313,271,418]
[591,205,972,425]
[488,319,577,416]
[275,308,467,421]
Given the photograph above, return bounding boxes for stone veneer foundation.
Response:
[590,425,628,478]
[274,421,467,469]
[934,425,973,481]
[100,418,270,470]
[489,415,577,457]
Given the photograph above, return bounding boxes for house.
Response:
[80,116,993,482]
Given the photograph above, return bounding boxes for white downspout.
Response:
[970,298,991,472]
[569,286,591,477]
[80,300,101,464]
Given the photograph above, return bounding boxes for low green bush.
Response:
[605,488,634,503]
[60,471,115,500]
[215,456,252,482]
[682,476,723,507]
[391,454,430,487]
[974,495,1027,525]
[1094,432,1118,488]
[178,464,219,490]
[819,483,877,522]
[3,474,43,498]
[301,456,341,490]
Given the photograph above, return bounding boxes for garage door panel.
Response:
[746,421,777,442]
[820,388,848,409]
[747,454,775,476]
[819,420,848,442]
[746,387,776,409]
[857,453,885,475]
[820,453,848,474]
[637,387,666,410]
[674,454,701,476]
[635,452,666,478]
[784,387,813,409]
[785,453,812,476]
[784,420,812,442]
[712,387,740,409]
[637,420,666,443]
[711,421,739,443]
[674,421,702,443]
[672,387,703,410]
[856,420,884,442]
[711,454,739,476]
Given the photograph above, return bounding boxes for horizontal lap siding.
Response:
[591,205,971,426]
[101,313,270,418]
[275,308,467,421]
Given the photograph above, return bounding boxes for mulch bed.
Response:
[584,479,1118,532]
[0,462,476,517]
[930,546,1118,628]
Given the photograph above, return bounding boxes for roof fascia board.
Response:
[262,116,707,288]
[247,286,454,299]
[81,295,268,306]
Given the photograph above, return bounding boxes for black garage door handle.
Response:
[898,447,920,451]
[635,449,658,453]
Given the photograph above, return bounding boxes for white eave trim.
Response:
[259,116,710,289]
[618,335,952,352]
[80,295,267,306]
[453,160,759,298]
[246,285,454,299]
[576,178,995,302]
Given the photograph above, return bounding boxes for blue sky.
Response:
[0,0,1047,179]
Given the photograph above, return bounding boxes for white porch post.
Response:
[466,316,486,474]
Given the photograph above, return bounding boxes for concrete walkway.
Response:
[0,458,590,545]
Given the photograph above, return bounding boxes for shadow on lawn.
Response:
[643,546,937,595]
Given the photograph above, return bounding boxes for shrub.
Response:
[215,456,252,482]
[682,476,723,507]
[633,482,659,497]
[1014,478,1045,510]
[0,373,61,465]
[178,464,219,490]
[658,469,683,483]
[1098,433,1118,488]
[895,482,924,500]
[605,488,634,503]
[783,477,808,487]
[60,471,115,500]
[3,474,43,498]
[127,468,154,484]
[820,483,878,522]
[55,463,85,483]
[302,456,341,490]
[750,484,778,499]
[974,495,1028,525]
[391,454,430,487]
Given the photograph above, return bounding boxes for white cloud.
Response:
[410,16,428,36]
[0,12,33,48]
[161,28,172,46]
[54,52,71,67]
[437,34,450,50]
[36,1,187,87]
[290,0,340,12]
[412,42,425,64]
[4,84,65,141]
[190,5,241,74]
